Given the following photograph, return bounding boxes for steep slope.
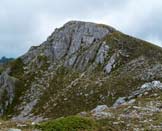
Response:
[1,21,162,122]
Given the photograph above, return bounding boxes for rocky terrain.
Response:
[1,21,162,130]
[84,81,162,130]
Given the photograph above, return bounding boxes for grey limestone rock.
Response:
[113,97,126,107]
[21,21,115,71]
[8,129,21,131]
[91,105,108,113]
[95,42,109,64]
[113,81,162,107]
[90,105,111,119]
[0,71,17,116]
[104,52,119,74]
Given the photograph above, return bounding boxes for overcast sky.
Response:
[0,0,162,58]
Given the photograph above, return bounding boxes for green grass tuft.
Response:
[37,116,97,131]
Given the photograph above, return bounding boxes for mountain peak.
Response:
[22,21,115,67]
[1,21,162,128]
[63,20,115,30]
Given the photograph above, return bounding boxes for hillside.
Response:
[1,21,162,130]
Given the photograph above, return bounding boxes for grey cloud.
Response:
[0,0,161,57]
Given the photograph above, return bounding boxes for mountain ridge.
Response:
[1,21,162,126]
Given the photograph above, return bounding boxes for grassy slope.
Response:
[1,31,162,120]
[1,31,162,130]
[32,31,162,119]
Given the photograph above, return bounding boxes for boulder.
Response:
[113,97,126,107]
[8,129,21,131]
[91,105,108,113]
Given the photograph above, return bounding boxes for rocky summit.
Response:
[1,21,162,130]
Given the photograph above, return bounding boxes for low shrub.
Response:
[37,116,97,131]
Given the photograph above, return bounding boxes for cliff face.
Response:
[0,71,17,115]
[22,21,115,71]
[1,21,162,122]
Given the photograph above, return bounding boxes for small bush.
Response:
[37,116,97,131]
[9,58,24,78]
[0,66,4,75]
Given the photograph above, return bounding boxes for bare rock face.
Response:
[113,81,162,108]
[104,52,119,74]
[90,105,111,119]
[0,71,17,115]
[22,21,115,71]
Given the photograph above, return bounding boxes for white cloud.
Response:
[0,0,162,57]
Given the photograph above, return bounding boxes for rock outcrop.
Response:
[0,71,17,115]
[22,21,115,70]
[80,81,162,130]
[113,81,162,107]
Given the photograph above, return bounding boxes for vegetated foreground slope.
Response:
[0,21,162,123]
